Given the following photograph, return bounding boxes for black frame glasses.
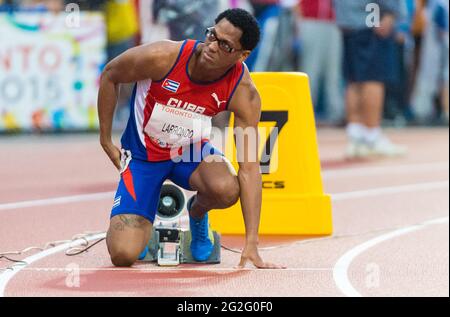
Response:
[205,27,243,54]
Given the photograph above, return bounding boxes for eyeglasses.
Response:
[205,27,242,53]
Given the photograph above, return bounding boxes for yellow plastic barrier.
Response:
[209,72,333,235]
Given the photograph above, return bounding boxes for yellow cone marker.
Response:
[209,72,333,235]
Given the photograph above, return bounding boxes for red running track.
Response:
[0,128,448,297]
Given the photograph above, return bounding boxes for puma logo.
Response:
[211,93,226,109]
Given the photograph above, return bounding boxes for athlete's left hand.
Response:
[236,242,286,269]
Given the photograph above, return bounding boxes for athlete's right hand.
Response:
[101,141,122,171]
[374,14,395,38]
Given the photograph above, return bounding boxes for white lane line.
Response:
[0,192,114,211]
[1,181,448,212]
[1,161,448,212]
[322,162,449,179]
[333,217,449,297]
[0,233,105,297]
[2,267,333,272]
[332,181,449,201]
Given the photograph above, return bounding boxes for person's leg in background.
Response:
[298,19,327,119]
[412,8,441,123]
[359,31,407,157]
[435,1,449,124]
[271,3,297,71]
[324,22,344,125]
[409,35,423,103]
[341,31,367,158]
[342,28,406,158]
[246,3,280,71]
[383,37,405,123]
[396,38,412,124]
[442,83,449,123]
[344,82,367,158]
[360,81,384,143]
[410,0,427,92]
[440,36,449,124]
[107,38,136,131]
[360,30,406,156]
[346,84,362,124]
[252,5,280,71]
[403,0,426,123]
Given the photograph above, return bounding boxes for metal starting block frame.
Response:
[140,226,221,266]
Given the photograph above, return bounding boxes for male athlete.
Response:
[98,8,284,269]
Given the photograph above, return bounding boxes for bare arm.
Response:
[232,74,262,244]
[229,68,285,269]
[97,40,181,169]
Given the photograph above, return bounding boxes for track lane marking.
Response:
[333,217,449,297]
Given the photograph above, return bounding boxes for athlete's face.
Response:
[201,18,251,68]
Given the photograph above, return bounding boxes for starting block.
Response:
[139,183,222,266]
[140,226,221,266]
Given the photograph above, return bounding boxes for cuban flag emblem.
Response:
[162,79,180,93]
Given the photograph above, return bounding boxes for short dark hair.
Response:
[215,8,261,51]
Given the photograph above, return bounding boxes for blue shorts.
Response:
[342,29,396,84]
[110,142,223,224]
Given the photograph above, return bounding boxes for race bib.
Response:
[144,103,212,148]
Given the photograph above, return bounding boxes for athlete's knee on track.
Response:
[106,214,152,267]
[107,235,142,267]
[109,245,140,267]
